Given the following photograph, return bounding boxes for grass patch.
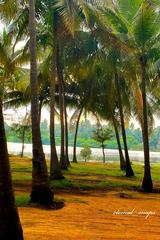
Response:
[50,179,77,189]
[15,195,30,207]
[12,173,32,181]
[10,156,160,193]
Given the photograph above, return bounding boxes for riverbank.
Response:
[8,142,160,163]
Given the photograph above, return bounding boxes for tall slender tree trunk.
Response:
[21,127,25,158]
[38,98,43,125]
[29,0,53,204]
[115,71,134,177]
[62,73,70,166]
[56,45,68,170]
[64,100,70,166]
[73,106,83,163]
[140,56,153,192]
[112,113,126,171]
[102,142,105,163]
[50,23,64,179]
[0,98,24,239]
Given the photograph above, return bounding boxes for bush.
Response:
[80,145,92,162]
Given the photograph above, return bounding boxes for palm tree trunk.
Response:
[115,71,134,177]
[61,65,70,166]
[112,113,126,171]
[0,98,24,239]
[50,32,63,180]
[140,56,153,192]
[56,44,68,170]
[63,91,70,166]
[38,98,43,125]
[29,0,53,204]
[73,106,83,163]
[21,127,25,158]
[102,142,105,163]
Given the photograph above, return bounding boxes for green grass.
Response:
[12,173,32,181]
[66,162,123,176]
[15,195,30,207]
[10,156,160,193]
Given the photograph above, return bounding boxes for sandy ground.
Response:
[19,190,160,240]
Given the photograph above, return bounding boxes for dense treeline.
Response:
[5,120,160,151]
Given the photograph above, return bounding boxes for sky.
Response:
[4,105,160,129]
[0,22,4,32]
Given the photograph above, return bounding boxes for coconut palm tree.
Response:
[90,0,160,191]
[112,112,126,171]
[1,0,54,204]
[28,0,53,204]
[114,69,134,176]
[72,106,84,163]
[0,91,24,240]
[50,17,64,178]
[62,28,98,162]
[37,0,81,170]
[0,27,24,240]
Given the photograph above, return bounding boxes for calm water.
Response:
[7,142,160,164]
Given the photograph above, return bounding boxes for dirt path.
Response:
[19,190,160,240]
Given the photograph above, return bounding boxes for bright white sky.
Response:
[0,22,4,32]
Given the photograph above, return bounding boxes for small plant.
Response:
[80,145,92,162]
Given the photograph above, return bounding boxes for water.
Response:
[7,142,160,163]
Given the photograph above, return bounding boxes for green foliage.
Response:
[133,1,160,48]
[15,195,30,207]
[6,119,160,151]
[117,0,143,22]
[80,145,92,162]
[92,126,113,146]
[11,124,31,143]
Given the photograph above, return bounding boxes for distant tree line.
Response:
[5,119,160,151]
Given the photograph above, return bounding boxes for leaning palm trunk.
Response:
[21,127,25,158]
[50,28,63,180]
[56,45,68,170]
[112,113,126,171]
[0,98,23,239]
[102,142,105,163]
[73,106,83,163]
[64,89,70,166]
[29,0,53,204]
[115,71,134,177]
[38,98,43,124]
[140,56,153,192]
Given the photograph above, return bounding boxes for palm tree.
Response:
[72,106,84,163]
[112,112,126,171]
[114,70,134,176]
[51,0,99,169]
[0,28,24,240]
[28,0,53,204]
[38,0,81,170]
[36,0,65,177]
[50,13,64,178]
[64,94,70,166]
[56,45,68,169]
[91,0,160,191]
[0,94,24,239]
[63,28,99,162]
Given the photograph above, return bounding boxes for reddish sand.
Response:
[19,190,160,240]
